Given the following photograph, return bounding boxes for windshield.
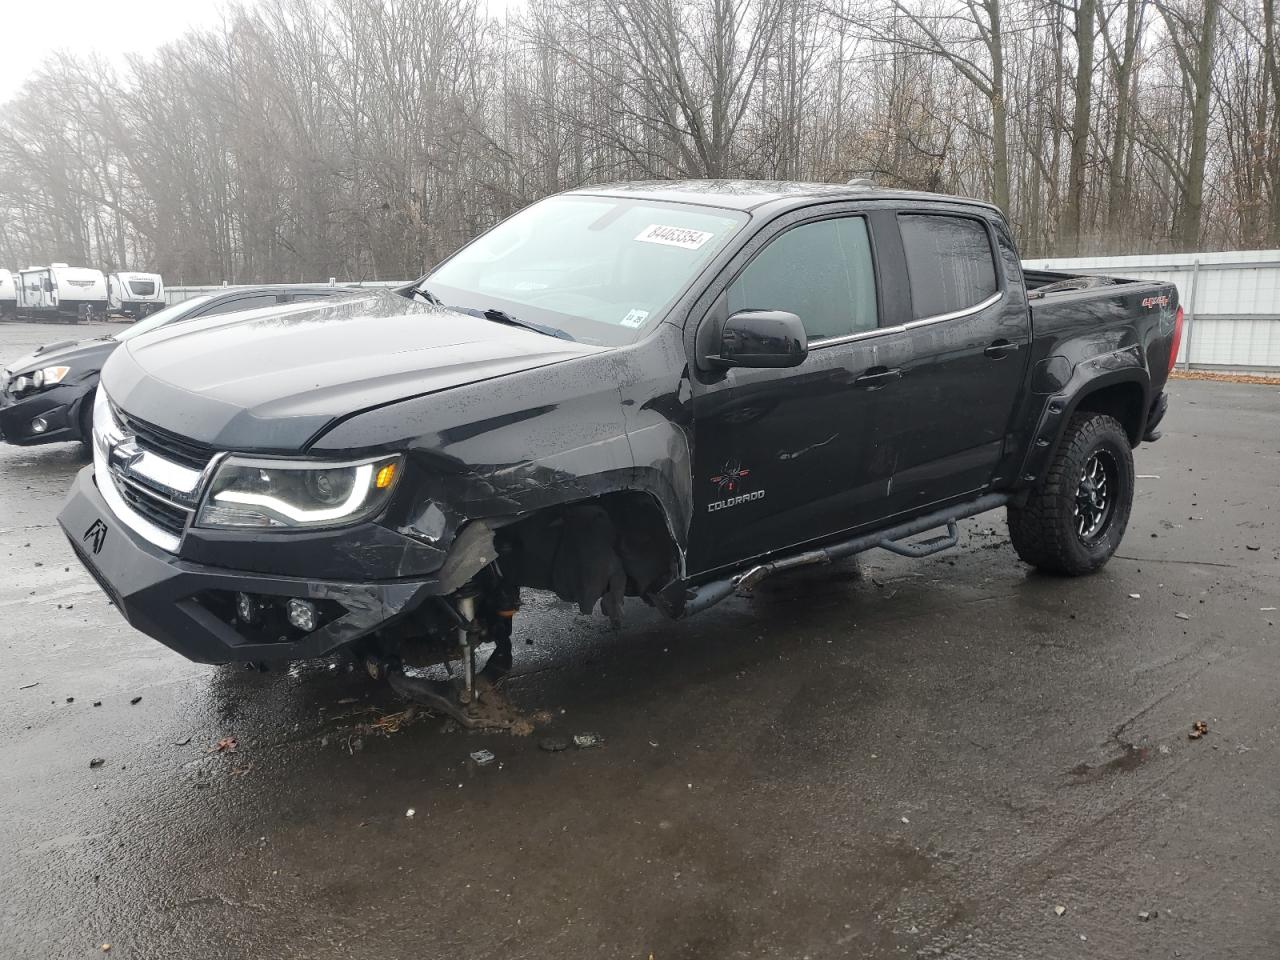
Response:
[115,295,212,341]
[424,195,746,345]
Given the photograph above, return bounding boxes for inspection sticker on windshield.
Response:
[620,309,649,328]
[635,224,714,250]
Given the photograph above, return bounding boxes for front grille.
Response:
[116,410,215,471]
[116,479,190,537]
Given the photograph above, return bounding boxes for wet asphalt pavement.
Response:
[2,320,1278,959]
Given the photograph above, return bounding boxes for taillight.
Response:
[1169,305,1184,373]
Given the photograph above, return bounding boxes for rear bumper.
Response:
[57,465,458,664]
[116,301,163,318]
[1143,390,1169,442]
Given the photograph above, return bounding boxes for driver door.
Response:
[686,213,884,575]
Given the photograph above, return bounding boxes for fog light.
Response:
[30,417,48,434]
[235,592,261,625]
[286,598,318,632]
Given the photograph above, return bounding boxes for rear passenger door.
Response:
[860,210,1031,518]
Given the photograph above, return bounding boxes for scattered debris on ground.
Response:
[1054,905,1066,917]
[18,682,39,690]
[366,707,417,735]
[405,808,415,818]
[1138,910,1157,921]
[1169,369,1280,386]
[211,737,238,753]
[1175,612,1190,620]
[89,758,105,769]
[1189,720,1209,740]
[539,736,570,752]
[174,736,192,746]
[573,732,604,749]
[129,696,142,705]
[470,749,496,765]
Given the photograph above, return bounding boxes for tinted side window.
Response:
[899,215,998,319]
[728,216,877,340]
[201,294,280,316]
[288,293,331,302]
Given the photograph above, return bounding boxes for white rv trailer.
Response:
[0,269,16,319]
[16,264,109,322]
[107,271,166,319]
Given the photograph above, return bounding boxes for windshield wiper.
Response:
[458,306,575,342]
[407,284,441,305]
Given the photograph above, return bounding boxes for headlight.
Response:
[36,365,71,387]
[11,365,70,395]
[196,455,403,529]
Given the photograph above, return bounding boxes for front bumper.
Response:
[57,465,484,664]
[0,384,88,445]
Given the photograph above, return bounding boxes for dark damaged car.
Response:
[59,181,1181,723]
[1,284,354,447]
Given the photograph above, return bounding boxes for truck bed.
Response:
[1022,267,1147,300]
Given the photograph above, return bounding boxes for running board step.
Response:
[876,521,959,558]
[674,492,1009,617]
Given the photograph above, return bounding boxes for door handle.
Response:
[854,366,902,389]
[984,339,1020,359]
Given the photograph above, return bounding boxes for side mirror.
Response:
[708,310,808,369]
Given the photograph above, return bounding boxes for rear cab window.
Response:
[899,214,999,319]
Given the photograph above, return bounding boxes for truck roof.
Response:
[568,179,1002,215]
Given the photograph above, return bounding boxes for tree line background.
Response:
[0,0,1269,284]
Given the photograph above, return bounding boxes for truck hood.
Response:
[5,337,116,376]
[101,289,605,452]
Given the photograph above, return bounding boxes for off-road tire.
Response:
[1007,412,1134,575]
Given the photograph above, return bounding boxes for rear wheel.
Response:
[1007,412,1134,575]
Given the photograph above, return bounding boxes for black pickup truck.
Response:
[59,181,1180,720]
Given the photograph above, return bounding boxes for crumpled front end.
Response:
[57,395,499,663]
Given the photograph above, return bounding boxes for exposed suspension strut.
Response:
[375,571,524,729]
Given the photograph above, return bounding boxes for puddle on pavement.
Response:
[1069,742,1152,782]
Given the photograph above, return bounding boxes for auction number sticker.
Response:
[635,224,714,250]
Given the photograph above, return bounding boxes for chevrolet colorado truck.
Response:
[59,181,1180,722]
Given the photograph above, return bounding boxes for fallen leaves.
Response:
[1188,720,1209,740]
[367,707,417,735]
[211,737,238,753]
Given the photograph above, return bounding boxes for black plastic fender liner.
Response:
[675,492,1011,617]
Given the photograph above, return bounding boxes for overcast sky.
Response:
[0,0,522,102]
[0,0,234,101]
